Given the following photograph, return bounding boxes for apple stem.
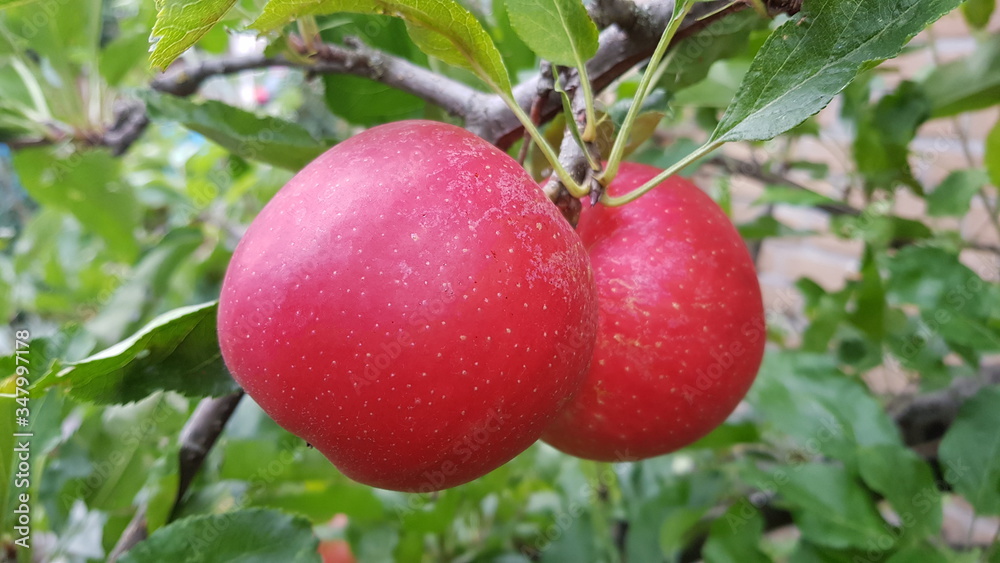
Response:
[600,0,694,188]
[600,140,722,206]
[501,92,589,198]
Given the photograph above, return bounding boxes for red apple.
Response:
[542,163,765,461]
[318,539,355,563]
[218,120,598,491]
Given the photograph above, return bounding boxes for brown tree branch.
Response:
[470,0,748,148]
[108,391,244,561]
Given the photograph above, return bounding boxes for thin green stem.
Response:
[601,140,721,206]
[297,16,320,52]
[554,72,600,171]
[501,92,588,197]
[600,0,694,187]
[578,63,599,142]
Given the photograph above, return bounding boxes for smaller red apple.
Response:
[542,163,765,461]
[318,539,355,563]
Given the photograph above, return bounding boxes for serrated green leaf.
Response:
[52,302,240,405]
[986,119,1000,189]
[505,0,597,67]
[922,34,1000,117]
[774,463,888,549]
[939,386,1000,515]
[927,169,989,217]
[150,0,237,69]
[711,0,962,144]
[857,445,942,540]
[120,508,320,562]
[251,0,511,93]
[143,93,335,170]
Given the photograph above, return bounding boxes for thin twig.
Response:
[108,391,244,561]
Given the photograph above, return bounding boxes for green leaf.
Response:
[749,351,901,464]
[251,0,511,93]
[857,445,942,539]
[710,0,962,144]
[852,81,930,195]
[319,15,426,126]
[922,34,1000,117]
[687,422,761,450]
[51,302,239,405]
[504,0,597,67]
[939,385,1000,515]
[738,214,814,240]
[885,544,950,563]
[120,508,320,562]
[701,504,770,563]
[961,0,995,28]
[143,93,335,170]
[986,119,1000,189]
[100,31,153,86]
[754,185,840,207]
[848,246,886,342]
[13,149,140,261]
[659,11,761,93]
[926,169,989,217]
[150,0,238,69]
[774,463,888,549]
[884,247,992,321]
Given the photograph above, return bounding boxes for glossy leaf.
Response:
[711,0,962,143]
[144,93,335,170]
[52,302,239,404]
[939,385,1000,515]
[150,0,238,69]
[251,0,511,93]
[505,0,598,67]
[120,508,320,562]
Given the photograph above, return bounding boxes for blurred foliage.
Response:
[0,0,999,561]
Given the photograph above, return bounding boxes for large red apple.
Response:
[542,163,765,461]
[218,120,598,491]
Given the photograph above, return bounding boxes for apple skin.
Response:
[218,120,598,491]
[541,162,765,461]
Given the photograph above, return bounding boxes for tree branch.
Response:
[470,0,747,148]
[151,37,488,120]
[109,391,244,561]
